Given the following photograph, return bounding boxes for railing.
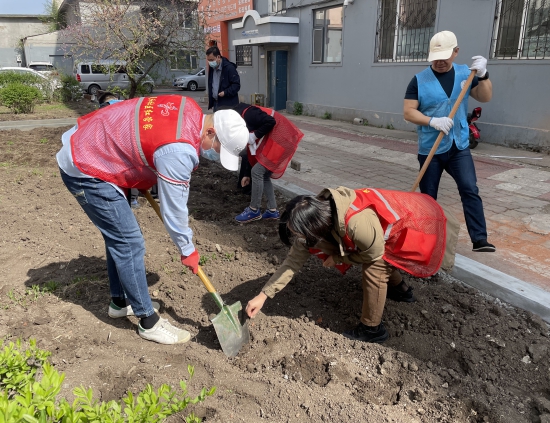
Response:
[491,0,550,59]
[375,0,437,63]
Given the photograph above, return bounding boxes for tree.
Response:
[41,0,66,32]
[64,0,206,98]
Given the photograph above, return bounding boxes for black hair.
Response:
[206,46,221,57]
[97,91,118,104]
[278,195,333,247]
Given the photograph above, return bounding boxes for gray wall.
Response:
[0,16,49,67]
[232,0,550,149]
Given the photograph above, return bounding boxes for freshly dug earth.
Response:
[1,126,550,423]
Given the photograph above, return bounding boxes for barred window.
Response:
[236,45,252,66]
[170,51,198,70]
[376,0,437,62]
[492,0,550,59]
[270,0,286,14]
[312,6,343,64]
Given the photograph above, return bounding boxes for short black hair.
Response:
[279,195,333,247]
[97,91,118,104]
[206,46,221,57]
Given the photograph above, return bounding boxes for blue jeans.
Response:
[418,143,487,243]
[60,169,155,318]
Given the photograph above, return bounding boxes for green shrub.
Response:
[57,74,83,102]
[293,101,303,116]
[322,112,332,120]
[0,338,216,422]
[0,71,45,89]
[0,83,42,113]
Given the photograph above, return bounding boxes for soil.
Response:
[1,126,550,423]
[0,101,96,121]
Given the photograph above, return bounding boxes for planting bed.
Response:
[0,126,549,422]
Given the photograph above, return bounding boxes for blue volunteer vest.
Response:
[416,63,471,155]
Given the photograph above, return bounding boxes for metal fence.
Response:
[491,0,550,59]
[375,0,437,62]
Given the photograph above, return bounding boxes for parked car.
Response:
[74,60,155,96]
[0,66,60,91]
[173,68,206,91]
[28,61,57,76]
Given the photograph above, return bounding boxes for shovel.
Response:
[140,189,250,357]
[410,70,476,192]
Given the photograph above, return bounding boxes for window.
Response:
[375,0,437,62]
[236,45,252,66]
[270,0,286,14]
[312,6,343,64]
[492,0,550,59]
[170,51,198,70]
[91,64,107,74]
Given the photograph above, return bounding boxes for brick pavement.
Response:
[279,115,550,292]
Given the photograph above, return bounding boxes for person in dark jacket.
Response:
[206,46,240,111]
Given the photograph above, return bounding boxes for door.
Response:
[268,50,288,110]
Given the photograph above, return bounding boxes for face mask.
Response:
[208,60,218,69]
[201,147,220,162]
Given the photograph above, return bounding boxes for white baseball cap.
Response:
[213,109,249,171]
[428,31,458,62]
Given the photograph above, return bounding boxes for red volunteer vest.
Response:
[341,188,446,278]
[244,106,304,179]
[71,95,203,190]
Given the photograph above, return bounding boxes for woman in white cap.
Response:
[56,95,249,345]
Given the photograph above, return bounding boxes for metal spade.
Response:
[140,189,250,357]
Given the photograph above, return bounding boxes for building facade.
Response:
[0,15,50,68]
[221,0,549,149]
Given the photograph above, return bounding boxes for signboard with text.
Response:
[199,0,253,54]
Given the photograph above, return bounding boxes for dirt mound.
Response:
[1,126,549,422]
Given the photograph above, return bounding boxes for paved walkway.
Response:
[279,114,550,294]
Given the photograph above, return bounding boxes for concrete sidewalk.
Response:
[3,111,550,322]
[275,113,550,322]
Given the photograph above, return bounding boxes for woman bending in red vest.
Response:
[245,186,458,343]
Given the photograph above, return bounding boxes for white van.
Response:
[28,61,56,76]
[74,60,154,95]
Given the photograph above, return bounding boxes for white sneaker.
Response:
[108,301,160,318]
[138,318,191,344]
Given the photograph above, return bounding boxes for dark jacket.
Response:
[233,103,276,140]
[234,103,276,181]
[208,57,240,110]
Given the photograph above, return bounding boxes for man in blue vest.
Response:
[403,31,495,252]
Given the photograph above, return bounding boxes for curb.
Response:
[273,179,550,324]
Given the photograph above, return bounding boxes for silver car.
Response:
[74,60,155,96]
[173,68,205,91]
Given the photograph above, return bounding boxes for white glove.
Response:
[248,133,257,145]
[429,117,454,135]
[469,56,487,78]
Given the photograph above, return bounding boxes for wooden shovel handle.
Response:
[141,190,162,220]
[140,189,217,294]
[410,70,476,192]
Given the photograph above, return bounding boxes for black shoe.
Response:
[342,322,389,344]
[472,239,496,252]
[387,281,416,303]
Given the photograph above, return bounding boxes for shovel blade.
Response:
[211,301,250,357]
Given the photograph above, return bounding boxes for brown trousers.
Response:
[361,258,402,326]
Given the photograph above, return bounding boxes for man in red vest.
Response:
[56,95,249,345]
[245,186,458,343]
